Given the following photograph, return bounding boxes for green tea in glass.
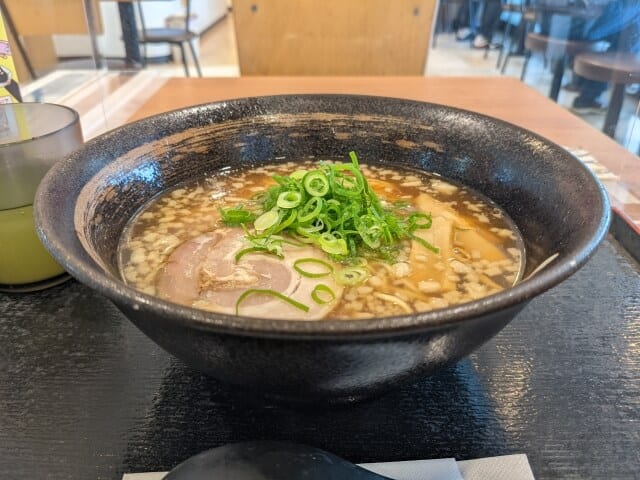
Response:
[0,103,82,291]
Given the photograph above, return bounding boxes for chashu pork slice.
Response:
[156,228,343,320]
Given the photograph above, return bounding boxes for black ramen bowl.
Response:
[35,95,610,403]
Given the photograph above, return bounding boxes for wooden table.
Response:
[126,75,640,230]
[4,75,640,480]
[575,52,640,139]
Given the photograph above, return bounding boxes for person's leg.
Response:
[453,1,469,31]
[454,1,474,41]
[473,0,502,48]
[572,78,608,110]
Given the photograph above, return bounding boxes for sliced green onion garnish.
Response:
[234,246,283,262]
[318,232,348,256]
[219,206,255,225]
[296,220,324,235]
[336,266,369,285]
[412,234,440,254]
[235,289,309,315]
[254,209,280,231]
[293,258,334,278]
[311,284,335,304]
[277,191,302,209]
[330,165,364,198]
[303,170,330,197]
[298,197,324,223]
[408,212,433,230]
[224,151,437,263]
[274,209,297,233]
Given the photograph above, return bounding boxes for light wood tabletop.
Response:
[127,76,640,228]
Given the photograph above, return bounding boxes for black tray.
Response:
[1,230,639,480]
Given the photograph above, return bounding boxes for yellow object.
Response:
[0,205,64,285]
[0,10,21,103]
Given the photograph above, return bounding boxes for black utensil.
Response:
[163,441,393,479]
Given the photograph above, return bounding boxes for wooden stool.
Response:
[574,52,640,138]
[522,32,595,101]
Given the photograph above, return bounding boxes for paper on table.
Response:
[458,454,535,480]
[360,458,462,480]
[122,454,534,480]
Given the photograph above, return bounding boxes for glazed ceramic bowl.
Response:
[34,95,610,402]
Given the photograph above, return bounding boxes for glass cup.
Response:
[0,103,83,292]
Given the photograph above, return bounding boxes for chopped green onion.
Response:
[273,209,297,233]
[408,212,433,230]
[329,164,364,199]
[298,197,324,223]
[235,289,309,315]
[311,284,336,304]
[219,206,255,225]
[303,170,330,197]
[223,151,437,264]
[254,209,280,231]
[336,266,369,285]
[277,191,302,209]
[318,232,348,256]
[234,246,283,262]
[293,258,334,278]
[412,234,440,254]
[296,220,324,235]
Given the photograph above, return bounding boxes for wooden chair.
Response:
[232,0,436,75]
[574,52,640,138]
[136,0,202,77]
[520,32,595,101]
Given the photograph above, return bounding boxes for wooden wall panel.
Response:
[4,0,102,36]
[232,0,436,75]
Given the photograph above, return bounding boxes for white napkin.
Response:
[122,453,534,480]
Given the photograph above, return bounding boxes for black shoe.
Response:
[562,82,581,92]
[571,97,605,114]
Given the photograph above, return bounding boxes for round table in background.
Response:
[574,52,640,138]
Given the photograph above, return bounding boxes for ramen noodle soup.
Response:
[118,154,524,320]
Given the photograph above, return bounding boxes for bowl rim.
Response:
[35,93,611,339]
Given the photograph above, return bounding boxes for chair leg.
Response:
[178,42,190,77]
[500,51,511,74]
[188,40,203,77]
[496,21,512,69]
[520,50,531,81]
[141,42,148,68]
[603,83,625,138]
[548,56,565,102]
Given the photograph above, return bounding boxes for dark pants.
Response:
[453,1,482,33]
[478,0,503,40]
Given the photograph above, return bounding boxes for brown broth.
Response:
[118,161,524,319]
